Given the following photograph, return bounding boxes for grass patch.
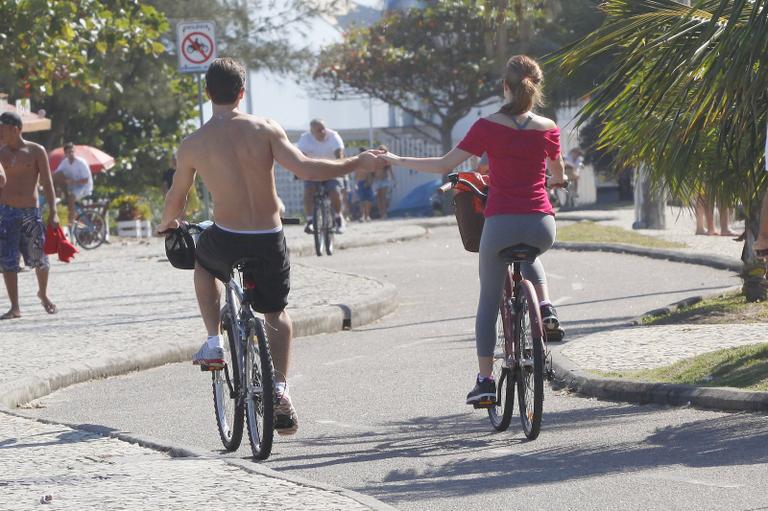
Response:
[643,291,768,325]
[557,221,686,249]
[594,343,768,391]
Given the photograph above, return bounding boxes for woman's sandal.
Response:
[0,310,20,320]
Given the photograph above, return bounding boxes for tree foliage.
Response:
[0,0,197,194]
[315,0,605,151]
[554,0,768,299]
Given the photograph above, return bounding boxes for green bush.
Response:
[111,194,151,221]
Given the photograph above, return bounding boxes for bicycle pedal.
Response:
[274,416,296,430]
[199,362,224,372]
[545,327,566,343]
[472,400,496,409]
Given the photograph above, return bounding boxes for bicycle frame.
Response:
[224,276,254,407]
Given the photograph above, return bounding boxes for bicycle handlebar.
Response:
[440,172,568,199]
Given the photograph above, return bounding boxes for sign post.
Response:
[177,21,217,218]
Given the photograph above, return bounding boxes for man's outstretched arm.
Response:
[268,120,380,179]
[158,142,196,232]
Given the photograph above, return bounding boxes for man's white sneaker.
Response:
[192,342,224,366]
[274,389,299,435]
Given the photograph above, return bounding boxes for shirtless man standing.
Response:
[0,111,59,319]
[157,58,382,434]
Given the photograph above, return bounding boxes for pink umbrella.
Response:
[49,145,115,174]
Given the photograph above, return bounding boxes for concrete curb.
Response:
[629,285,742,325]
[553,241,741,272]
[0,269,397,410]
[0,407,399,511]
[550,352,768,413]
[549,242,766,413]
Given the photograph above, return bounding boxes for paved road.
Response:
[28,226,767,511]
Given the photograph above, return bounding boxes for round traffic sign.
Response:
[181,32,214,65]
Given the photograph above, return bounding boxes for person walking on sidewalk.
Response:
[157,58,382,435]
[297,119,347,234]
[381,55,567,406]
[372,144,395,219]
[0,111,59,319]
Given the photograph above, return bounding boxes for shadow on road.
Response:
[272,407,767,502]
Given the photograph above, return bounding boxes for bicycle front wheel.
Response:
[515,279,545,440]
[323,199,334,256]
[213,308,244,451]
[245,317,275,460]
[73,210,106,249]
[488,279,515,431]
[312,201,323,257]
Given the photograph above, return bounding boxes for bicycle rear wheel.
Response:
[515,279,545,440]
[312,201,323,257]
[245,317,275,460]
[73,210,106,250]
[213,308,244,451]
[488,276,515,431]
[323,199,334,256]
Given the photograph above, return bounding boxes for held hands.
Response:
[357,149,387,172]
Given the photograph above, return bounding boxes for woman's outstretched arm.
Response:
[382,147,474,175]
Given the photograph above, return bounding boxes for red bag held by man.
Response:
[44,224,78,262]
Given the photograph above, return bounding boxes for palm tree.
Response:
[554,0,768,300]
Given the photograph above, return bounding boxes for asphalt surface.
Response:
[27,226,767,511]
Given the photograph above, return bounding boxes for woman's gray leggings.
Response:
[475,213,556,357]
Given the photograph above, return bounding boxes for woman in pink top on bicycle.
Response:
[382,55,567,406]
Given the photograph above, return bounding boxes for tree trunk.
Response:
[440,126,455,214]
[632,164,666,229]
[740,200,768,302]
[440,126,454,155]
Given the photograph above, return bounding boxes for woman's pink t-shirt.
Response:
[457,118,560,217]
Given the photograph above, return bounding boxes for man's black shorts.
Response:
[195,225,290,314]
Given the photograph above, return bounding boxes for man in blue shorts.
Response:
[0,111,59,319]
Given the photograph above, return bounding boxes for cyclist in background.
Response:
[381,55,567,406]
[53,142,93,226]
[158,58,383,434]
[297,119,347,234]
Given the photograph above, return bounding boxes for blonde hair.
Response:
[500,55,544,117]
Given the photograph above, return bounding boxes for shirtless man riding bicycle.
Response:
[158,58,383,435]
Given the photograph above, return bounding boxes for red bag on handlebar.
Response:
[452,172,488,253]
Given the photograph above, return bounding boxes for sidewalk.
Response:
[2,220,415,511]
[554,204,767,411]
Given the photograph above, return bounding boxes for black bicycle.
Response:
[442,173,562,440]
[187,218,300,460]
[311,185,334,257]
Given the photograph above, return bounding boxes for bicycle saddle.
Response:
[499,244,539,263]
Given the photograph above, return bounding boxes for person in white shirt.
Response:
[297,119,346,233]
[54,142,94,224]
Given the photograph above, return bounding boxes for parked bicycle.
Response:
[70,198,110,250]
[441,172,565,440]
[310,185,334,256]
[167,218,300,460]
